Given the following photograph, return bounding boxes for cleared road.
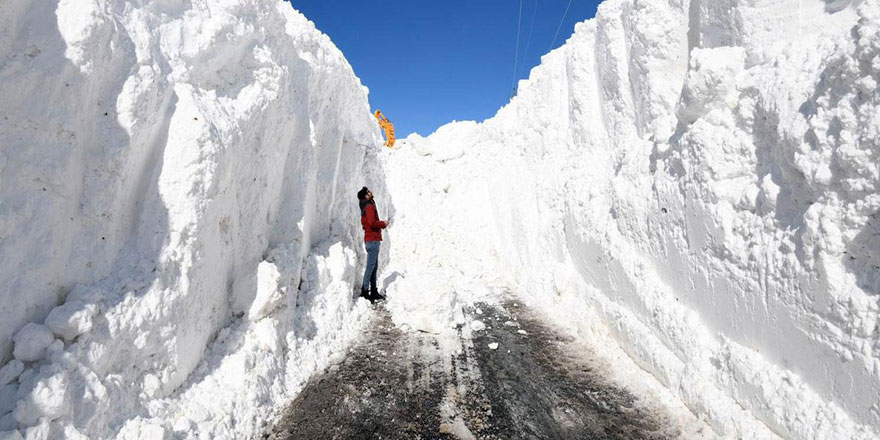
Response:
[267,301,685,440]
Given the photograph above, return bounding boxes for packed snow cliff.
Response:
[0,0,390,437]
[384,0,880,439]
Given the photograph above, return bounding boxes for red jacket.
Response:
[361,203,387,241]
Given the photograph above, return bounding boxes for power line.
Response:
[511,0,524,94]
[549,0,574,51]
[518,0,539,80]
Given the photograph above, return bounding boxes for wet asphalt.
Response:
[266,301,681,440]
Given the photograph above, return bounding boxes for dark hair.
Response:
[357,187,369,200]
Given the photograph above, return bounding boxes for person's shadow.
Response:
[382,271,404,292]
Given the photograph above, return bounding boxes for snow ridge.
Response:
[1,0,388,437]
[387,0,880,438]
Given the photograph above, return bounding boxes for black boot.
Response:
[369,287,385,302]
[360,288,371,301]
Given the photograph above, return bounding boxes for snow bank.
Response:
[386,0,880,438]
[0,0,389,437]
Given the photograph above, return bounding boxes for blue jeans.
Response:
[362,241,380,291]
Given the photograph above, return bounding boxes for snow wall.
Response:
[0,0,390,437]
[386,0,880,438]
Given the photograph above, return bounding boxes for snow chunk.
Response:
[13,366,71,426]
[0,384,18,414]
[438,417,476,440]
[66,284,103,305]
[0,360,24,386]
[27,421,89,440]
[171,417,194,433]
[385,271,465,335]
[116,418,169,440]
[0,415,14,431]
[677,47,746,124]
[488,343,499,350]
[0,430,23,440]
[12,324,55,362]
[44,301,97,341]
[248,261,285,321]
[469,320,486,332]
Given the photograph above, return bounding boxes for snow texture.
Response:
[384,270,467,335]
[383,0,880,438]
[0,0,389,437]
[11,325,55,363]
[247,261,284,321]
[0,361,24,387]
[2,0,879,438]
[44,301,97,342]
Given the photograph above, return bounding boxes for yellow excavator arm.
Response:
[373,110,395,148]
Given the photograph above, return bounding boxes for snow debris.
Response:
[385,271,465,335]
[116,418,169,440]
[0,361,23,386]
[65,285,104,306]
[488,343,499,350]
[247,261,285,321]
[44,301,97,341]
[0,384,17,415]
[469,320,486,332]
[0,418,14,432]
[517,330,528,335]
[13,365,71,426]
[438,418,476,440]
[11,324,55,363]
[0,431,23,440]
[171,416,194,433]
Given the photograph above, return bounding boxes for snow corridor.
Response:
[0,0,879,439]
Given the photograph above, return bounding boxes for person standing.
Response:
[357,187,387,302]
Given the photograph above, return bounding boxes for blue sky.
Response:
[289,0,601,137]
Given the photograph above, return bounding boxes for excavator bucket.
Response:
[373,110,395,148]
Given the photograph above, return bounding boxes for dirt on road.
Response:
[267,301,690,440]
